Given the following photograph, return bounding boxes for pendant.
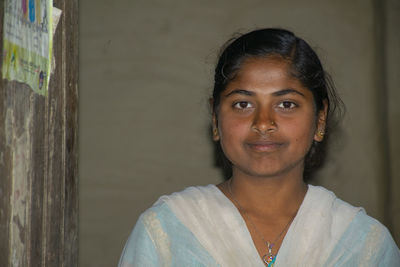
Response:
[262,253,276,267]
[262,242,276,267]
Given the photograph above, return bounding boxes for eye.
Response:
[277,101,297,110]
[233,101,253,110]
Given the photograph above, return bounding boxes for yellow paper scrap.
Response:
[2,0,53,95]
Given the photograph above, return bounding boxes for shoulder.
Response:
[138,184,219,231]
[308,185,388,233]
[154,184,220,206]
[347,211,397,252]
[120,185,221,266]
[306,184,364,232]
[333,212,400,264]
[308,184,388,236]
[309,185,400,264]
[307,184,362,213]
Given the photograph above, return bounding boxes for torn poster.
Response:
[2,0,53,95]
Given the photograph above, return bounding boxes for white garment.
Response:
[119,184,400,266]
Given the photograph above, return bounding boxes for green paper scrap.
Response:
[2,0,53,95]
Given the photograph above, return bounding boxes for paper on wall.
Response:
[51,7,61,74]
[2,0,54,95]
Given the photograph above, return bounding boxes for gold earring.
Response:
[317,130,325,138]
[213,128,218,136]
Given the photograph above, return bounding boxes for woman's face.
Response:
[213,56,326,178]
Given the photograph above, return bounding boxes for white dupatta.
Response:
[274,185,362,266]
[157,184,361,267]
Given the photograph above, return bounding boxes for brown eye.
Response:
[233,101,253,109]
[278,101,297,109]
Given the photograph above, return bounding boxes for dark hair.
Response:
[211,28,344,180]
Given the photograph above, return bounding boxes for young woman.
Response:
[119,28,400,266]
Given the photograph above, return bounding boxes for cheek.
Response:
[287,116,316,148]
[217,114,248,143]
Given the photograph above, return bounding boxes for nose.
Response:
[251,107,277,135]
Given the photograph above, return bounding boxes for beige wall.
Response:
[79,1,399,266]
[386,0,400,244]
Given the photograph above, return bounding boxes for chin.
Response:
[235,160,304,179]
[235,165,284,178]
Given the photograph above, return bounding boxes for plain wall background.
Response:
[79,1,399,266]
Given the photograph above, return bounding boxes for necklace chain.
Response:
[227,179,297,266]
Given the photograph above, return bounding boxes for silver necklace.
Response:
[227,179,297,267]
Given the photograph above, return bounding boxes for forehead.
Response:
[226,56,309,94]
[235,56,294,82]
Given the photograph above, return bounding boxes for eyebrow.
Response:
[272,88,305,97]
[224,89,254,97]
[224,88,305,97]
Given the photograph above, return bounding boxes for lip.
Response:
[245,140,284,152]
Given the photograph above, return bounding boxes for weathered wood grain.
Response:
[0,0,78,266]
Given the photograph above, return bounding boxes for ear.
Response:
[210,98,220,141]
[314,100,328,142]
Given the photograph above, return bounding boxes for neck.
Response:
[228,167,307,218]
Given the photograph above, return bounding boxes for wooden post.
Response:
[0,0,78,266]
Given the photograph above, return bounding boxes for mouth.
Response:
[245,140,284,152]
